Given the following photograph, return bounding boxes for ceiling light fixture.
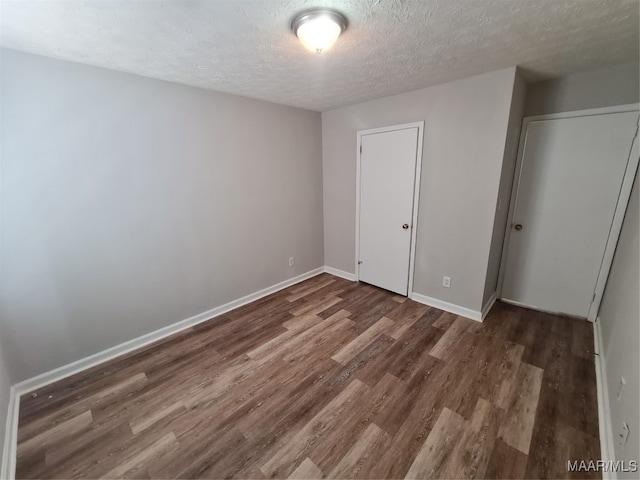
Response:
[291,9,348,54]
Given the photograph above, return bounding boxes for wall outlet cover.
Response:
[618,422,630,445]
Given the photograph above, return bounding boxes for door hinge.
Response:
[359,144,362,154]
[592,292,596,302]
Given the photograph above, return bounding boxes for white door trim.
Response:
[497,104,640,321]
[588,119,639,321]
[355,121,425,296]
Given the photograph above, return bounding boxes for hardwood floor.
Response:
[16,274,601,479]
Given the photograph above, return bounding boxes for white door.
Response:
[502,110,639,318]
[358,126,420,295]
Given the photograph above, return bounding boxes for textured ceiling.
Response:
[1,0,638,111]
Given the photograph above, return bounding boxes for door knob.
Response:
[402,224,409,230]
[514,224,523,231]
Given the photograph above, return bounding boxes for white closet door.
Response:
[502,111,639,317]
[358,127,419,295]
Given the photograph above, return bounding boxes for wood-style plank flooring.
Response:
[17,274,600,479]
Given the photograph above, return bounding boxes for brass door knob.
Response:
[402,224,409,230]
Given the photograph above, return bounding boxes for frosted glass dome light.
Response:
[291,10,348,54]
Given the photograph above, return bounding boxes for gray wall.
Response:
[0,140,7,465]
[598,172,639,475]
[0,339,10,470]
[482,69,527,306]
[525,62,639,117]
[0,49,324,382]
[322,68,517,313]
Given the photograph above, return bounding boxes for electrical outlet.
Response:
[617,377,626,401]
[288,257,295,267]
[443,276,451,288]
[618,422,630,446]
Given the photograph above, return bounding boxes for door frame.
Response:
[355,121,425,296]
[496,104,640,321]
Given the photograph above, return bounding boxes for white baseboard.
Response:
[323,272,496,323]
[410,293,483,322]
[323,266,356,281]
[3,267,488,478]
[325,271,497,323]
[1,386,18,480]
[2,267,325,480]
[481,291,498,320]
[594,317,616,479]
[14,267,325,396]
